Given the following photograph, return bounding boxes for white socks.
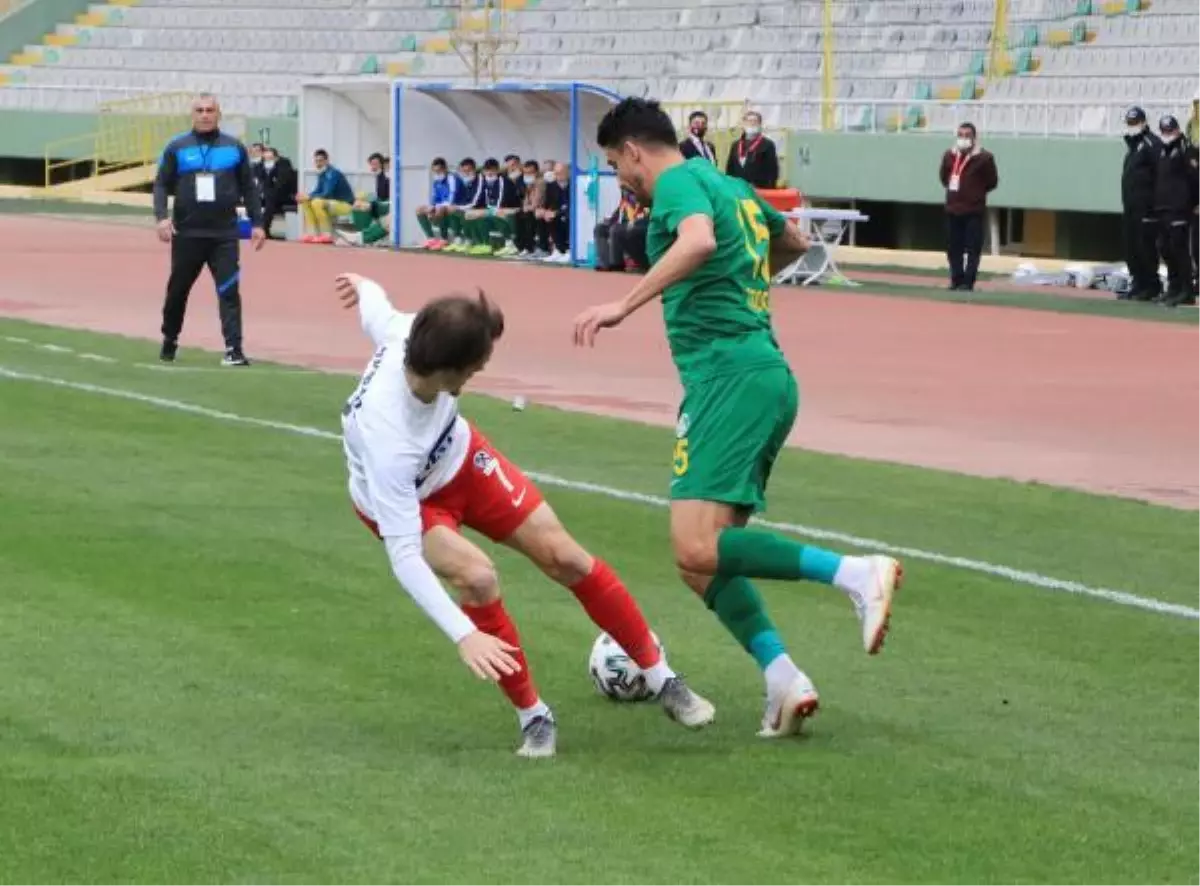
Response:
[643,660,675,695]
[833,556,873,604]
[517,699,551,729]
[764,654,802,697]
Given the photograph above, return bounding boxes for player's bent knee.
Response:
[452,560,500,607]
[509,505,592,587]
[673,536,719,577]
[678,569,711,597]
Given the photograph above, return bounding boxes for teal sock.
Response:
[703,575,787,669]
[717,527,844,585]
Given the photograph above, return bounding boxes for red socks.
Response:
[570,559,662,669]
[462,599,540,710]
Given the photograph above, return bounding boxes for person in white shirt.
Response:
[336,272,714,758]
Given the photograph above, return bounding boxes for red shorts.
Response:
[353,424,544,543]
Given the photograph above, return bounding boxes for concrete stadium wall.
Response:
[787,132,1124,214]
[0,0,92,61]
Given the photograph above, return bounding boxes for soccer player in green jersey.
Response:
[572,98,903,738]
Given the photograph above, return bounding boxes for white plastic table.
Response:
[774,207,870,287]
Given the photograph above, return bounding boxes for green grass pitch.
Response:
[0,319,1196,884]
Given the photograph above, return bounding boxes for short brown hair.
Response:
[405,290,504,376]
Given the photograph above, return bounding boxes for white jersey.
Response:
[341,280,470,538]
[340,277,475,645]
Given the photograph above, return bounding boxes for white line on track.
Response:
[1,365,1196,622]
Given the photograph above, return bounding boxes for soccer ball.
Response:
[588,631,663,702]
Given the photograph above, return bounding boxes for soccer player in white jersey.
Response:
[336,272,714,758]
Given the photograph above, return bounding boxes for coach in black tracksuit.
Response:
[1153,114,1199,307]
[153,94,264,366]
[1119,107,1162,301]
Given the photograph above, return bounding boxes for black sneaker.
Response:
[159,340,178,362]
[222,348,250,367]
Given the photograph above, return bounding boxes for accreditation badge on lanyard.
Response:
[948,151,970,193]
[738,135,763,167]
[195,145,216,202]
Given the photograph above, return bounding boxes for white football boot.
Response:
[757,672,820,739]
[849,556,903,655]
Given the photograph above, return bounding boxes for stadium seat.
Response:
[0,0,1194,135]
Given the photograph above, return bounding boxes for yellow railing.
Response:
[43,91,195,188]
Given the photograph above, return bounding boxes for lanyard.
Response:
[738,135,763,164]
[950,150,971,178]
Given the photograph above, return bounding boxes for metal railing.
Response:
[752,98,1197,139]
[42,91,251,188]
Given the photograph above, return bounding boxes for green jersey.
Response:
[647,157,790,384]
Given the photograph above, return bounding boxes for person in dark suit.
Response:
[1118,107,1162,301]
[1152,114,1199,307]
[724,110,779,189]
[938,122,999,293]
[260,146,298,239]
[679,110,717,164]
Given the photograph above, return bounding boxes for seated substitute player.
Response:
[415,157,460,250]
[573,97,903,740]
[443,158,479,253]
[461,158,516,256]
[337,271,714,758]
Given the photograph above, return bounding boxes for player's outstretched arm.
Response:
[335,273,408,348]
[572,213,715,347]
[382,535,521,681]
[769,221,811,275]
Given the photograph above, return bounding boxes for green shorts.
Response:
[670,365,799,513]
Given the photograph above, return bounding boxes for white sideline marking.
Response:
[78,353,117,363]
[132,363,323,375]
[1,365,1196,622]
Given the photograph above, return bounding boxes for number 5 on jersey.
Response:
[736,198,772,294]
[673,438,689,477]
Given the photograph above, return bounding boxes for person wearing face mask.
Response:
[680,110,716,164]
[462,158,514,256]
[259,146,297,240]
[415,157,460,250]
[1152,115,1199,307]
[724,111,779,189]
[537,161,572,263]
[1118,107,1163,301]
[938,122,999,292]
[514,159,543,257]
[443,158,479,253]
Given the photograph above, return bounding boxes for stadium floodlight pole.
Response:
[821,0,835,131]
[988,0,1011,81]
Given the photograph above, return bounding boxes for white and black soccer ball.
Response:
[588,631,663,702]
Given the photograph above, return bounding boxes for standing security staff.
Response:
[1119,107,1162,301]
[1153,114,1199,307]
[154,93,265,366]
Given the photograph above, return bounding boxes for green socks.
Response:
[361,220,387,245]
[416,213,435,238]
[704,576,787,669]
[717,527,844,585]
[437,214,450,239]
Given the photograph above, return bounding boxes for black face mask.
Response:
[692,126,707,139]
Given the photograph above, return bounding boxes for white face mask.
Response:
[434,172,446,182]
[508,169,521,180]
[484,173,498,183]
[1161,131,1181,143]
[263,160,275,171]
[955,137,973,151]
[1125,126,1144,137]
[743,125,760,137]
[523,174,535,185]
[462,172,475,183]
[543,170,555,182]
